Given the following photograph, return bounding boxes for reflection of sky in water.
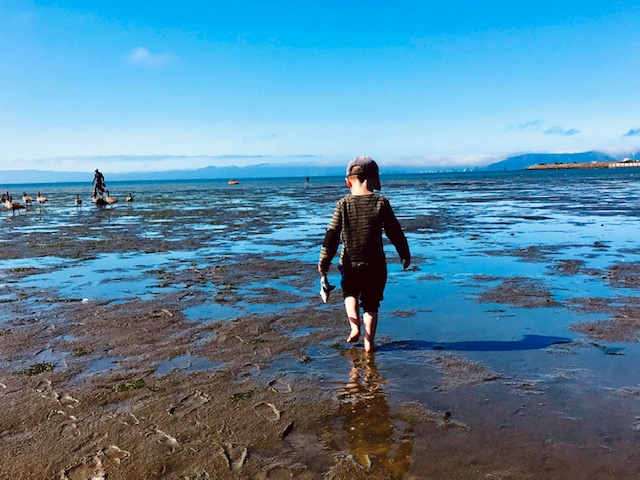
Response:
[182,303,244,323]
[18,251,197,301]
[72,357,125,383]
[286,326,322,338]
[0,256,72,270]
[237,300,309,315]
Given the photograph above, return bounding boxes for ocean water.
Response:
[2,169,640,474]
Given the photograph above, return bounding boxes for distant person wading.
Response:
[93,169,106,198]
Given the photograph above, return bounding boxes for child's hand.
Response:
[401,258,411,270]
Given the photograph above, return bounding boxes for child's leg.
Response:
[362,310,378,353]
[344,296,360,342]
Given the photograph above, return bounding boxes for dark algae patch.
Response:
[231,390,254,402]
[114,378,146,392]
[477,277,559,308]
[72,347,92,356]
[16,362,54,376]
[568,296,640,342]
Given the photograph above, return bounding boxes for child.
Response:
[318,156,410,352]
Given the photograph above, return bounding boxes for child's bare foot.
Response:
[364,339,375,352]
[346,330,360,343]
[346,316,360,343]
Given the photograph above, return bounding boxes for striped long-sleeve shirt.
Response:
[319,193,410,271]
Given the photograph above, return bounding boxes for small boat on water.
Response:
[228,180,239,185]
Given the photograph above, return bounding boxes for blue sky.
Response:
[1,1,639,172]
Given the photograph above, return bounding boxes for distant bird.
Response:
[4,192,26,215]
[36,192,47,208]
[94,196,108,208]
[75,194,82,207]
[105,190,118,208]
[22,192,33,205]
[125,193,133,204]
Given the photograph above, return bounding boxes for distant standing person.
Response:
[318,156,410,352]
[93,169,106,197]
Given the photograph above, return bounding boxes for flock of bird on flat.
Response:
[2,191,134,215]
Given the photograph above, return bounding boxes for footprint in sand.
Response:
[36,379,53,397]
[120,413,141,427]
[237,363,261,378]
[60,419,79,438]
[223,444,248,472]
[59,393,80,409]
[260,464,296,479]
[167,390,210,418]
[253,402,281,422]
[36,380,80,409]
[102,445,131,464]
[268,379,292,394]
[153,429,180,451]
[60,455,105,480]
[47,409,80,438]
[61,445,130,479]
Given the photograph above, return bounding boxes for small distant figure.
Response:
[125,193,134,205]
[36,191,47,209]
[93,196,108,208]
[306,176,310,183]
[105,190,118,208]
[22,192,33,205]
[92,169,106,198]
[4,192,26,215]
[75,194,82,207]
[318,156,410,353]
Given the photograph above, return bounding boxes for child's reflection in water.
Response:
[337,350,415,478]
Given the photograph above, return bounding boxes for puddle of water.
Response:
[72,357,125,382]
[237,300,310,315]
[18,251,198,301]
[54,334,77,343]
[0,256,71,270]
[286,327,322,339]
[182,303,244,323]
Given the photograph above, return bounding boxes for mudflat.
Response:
[1,173,640,479]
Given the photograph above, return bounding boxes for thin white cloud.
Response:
[125,47,177,67]
[623,128,640,137]
[544,126,579,136]
[517,120,544,131]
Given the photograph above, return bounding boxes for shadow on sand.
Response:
[377,334,571,353]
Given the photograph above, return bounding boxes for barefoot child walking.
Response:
[318,156,410,352]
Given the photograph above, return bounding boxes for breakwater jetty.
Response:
[526,160,640,170]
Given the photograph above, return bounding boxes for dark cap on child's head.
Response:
[346,156,381,191]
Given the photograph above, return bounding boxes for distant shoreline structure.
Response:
[526,159,640,170]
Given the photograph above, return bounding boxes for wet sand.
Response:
[1,173,640,479]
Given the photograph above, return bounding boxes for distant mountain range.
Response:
[0,151,636,184]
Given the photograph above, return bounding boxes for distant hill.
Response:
[484,151,617,171]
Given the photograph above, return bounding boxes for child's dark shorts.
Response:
[340,263,388,313]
